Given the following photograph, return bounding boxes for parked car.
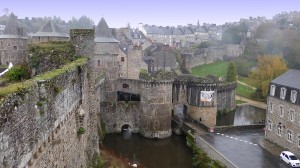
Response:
[280,151,300,167]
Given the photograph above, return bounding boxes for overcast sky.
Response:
[1,0,300,28]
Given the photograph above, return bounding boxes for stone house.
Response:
[0,13,27,65]
[31,20,69,43]
[142,43,177,72]
[265,69,300,157]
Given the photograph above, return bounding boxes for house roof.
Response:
[32,20,69,38]
[271,69,300,89]
[0,13,26,39]
[95,17,118,43]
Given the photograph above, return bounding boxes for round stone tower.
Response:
[139,77,173,139]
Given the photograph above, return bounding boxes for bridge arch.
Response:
[174,104,188,120]
[121,124,131,132]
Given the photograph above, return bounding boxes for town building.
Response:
[265,69,300,157]
[0,13,27,66]
[138,22,212,47]
[31,19,69,43]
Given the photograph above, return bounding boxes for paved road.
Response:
[201,128,288,168]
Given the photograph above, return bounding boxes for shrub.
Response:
[77,127,86,134]
[4,63,31,81]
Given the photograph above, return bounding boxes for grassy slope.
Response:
[191,61,229,77]
[191,61,256,99]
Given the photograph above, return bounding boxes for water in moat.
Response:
[217,104,266,126]
[103,132,193,168]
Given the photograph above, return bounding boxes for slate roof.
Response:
[271,69,300,89]
[32,20,69,38]
[172,28,184,35]
[0,13,26,39]
[95,17,118,43]
[193,27,207,33]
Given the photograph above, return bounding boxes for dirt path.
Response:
[236,95,267,109]
[237,80,256,89]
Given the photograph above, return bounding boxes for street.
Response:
[200,128,289,168]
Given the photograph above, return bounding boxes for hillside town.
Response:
[0,7,300,168]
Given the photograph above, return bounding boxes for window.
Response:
[97,60,100,67]
[153,121,159,130]
[0,41,2,45]
[13,46,17,50]
[287,130,293,142]
[298,136,300,147]
[268,120,272,131]
[121,57,125,62]
[291,90,298,103]
[279,105,284,117]
[269,102,273,113]
[280,87,287,99]
[277,125,282,136]
[122,83,129,89]
[7,43,10,46]
[289,109,295,122]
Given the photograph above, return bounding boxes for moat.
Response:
[103,133,193,168]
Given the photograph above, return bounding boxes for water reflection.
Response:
[103,134,193,168]
[217,105,266,126]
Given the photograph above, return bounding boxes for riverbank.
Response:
[99,146,145,168]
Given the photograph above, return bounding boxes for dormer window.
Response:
[280,87,286,99]
[291,90,298,103]
[270,85,276,96]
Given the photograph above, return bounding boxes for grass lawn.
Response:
[236,99,247,104]
[236,83,256,99]
[238,76,249,84]
[191,61,229,77]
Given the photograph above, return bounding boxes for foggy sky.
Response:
[1,0,300,28]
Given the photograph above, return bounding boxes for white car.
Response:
[280,151,300,167]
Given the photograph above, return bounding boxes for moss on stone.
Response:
[0,57,87,101]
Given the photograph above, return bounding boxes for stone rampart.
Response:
[0,58,97,168]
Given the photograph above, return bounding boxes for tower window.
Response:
[122,83,129,89]
[121,57,125,62]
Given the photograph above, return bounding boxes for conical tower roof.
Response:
[95,17,118,43]
[32,20,69,37]
[0,13,26,39]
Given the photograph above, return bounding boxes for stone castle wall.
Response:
[0,59,98,168]
[217,82,237,111]
[127,46,144,79]
[183,44,244,71]
[140,80,173,139]
[100,101,141,133]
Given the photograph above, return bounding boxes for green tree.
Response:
[226,62,237,82]
[249,55,288,97]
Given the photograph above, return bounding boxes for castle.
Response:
[0,14,236,167]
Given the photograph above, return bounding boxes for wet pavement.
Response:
[200,128,289,168]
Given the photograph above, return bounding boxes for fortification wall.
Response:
[140,80,173,139]
[0,58,97,168]
[217,82,237,111]
[183,44,244,71]
[100,101,141,133]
